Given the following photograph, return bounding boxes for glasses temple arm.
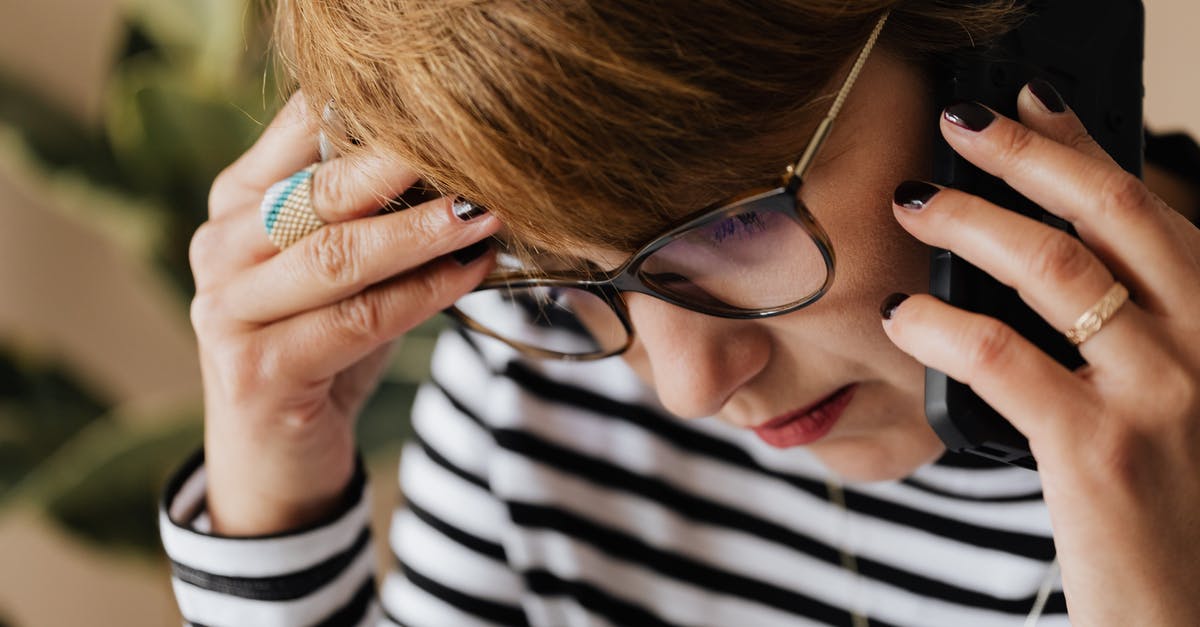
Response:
[783,10,891,192]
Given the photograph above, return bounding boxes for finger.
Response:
[308,152,422,223]
[940,100,1199,313]
[214,91,321,220]
[201,166,438,290]
[881,293,1097,445]
[892,182,1159,368]
[1017,79,1117,165]
[190,211,280,290]
[1017,79,1200,254]
[223,195,498,324]
[260,252,495,382]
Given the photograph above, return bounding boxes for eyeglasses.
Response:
[446,11,890,360]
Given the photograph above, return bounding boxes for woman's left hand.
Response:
[881,81,1200,626]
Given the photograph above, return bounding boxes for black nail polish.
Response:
[451,240,490,266]
[452,197,487,221]
[944,101,995,132]
[880,292,910,320]
[1028,78,1066,113]
[893,180,939,210]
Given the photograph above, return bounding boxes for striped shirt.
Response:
[160,325,1068,627]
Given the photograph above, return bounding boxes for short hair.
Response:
[273,0,1025,260]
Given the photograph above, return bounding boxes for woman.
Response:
[161,1,1200,625]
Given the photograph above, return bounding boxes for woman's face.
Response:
[614,49,944,481]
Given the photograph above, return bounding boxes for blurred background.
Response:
[0,1,1195,625]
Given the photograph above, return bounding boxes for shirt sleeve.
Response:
[159,328,532,627]
[158,449,386,627]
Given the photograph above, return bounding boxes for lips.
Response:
[753,384,858,448]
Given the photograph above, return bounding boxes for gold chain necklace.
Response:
[823,476,1059,627]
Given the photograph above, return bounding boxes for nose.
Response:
[623,293,771,419]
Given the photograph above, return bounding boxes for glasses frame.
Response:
[445,11,890,361]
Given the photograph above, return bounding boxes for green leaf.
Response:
[386,316,450,385]
[11,409,202,556]
[361,317,453,460]
[121,0,253,89]
[357,380,417,462]
[0,346,110,507]
[0,74,122,183]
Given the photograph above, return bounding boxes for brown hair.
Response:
[273,0,1025,263]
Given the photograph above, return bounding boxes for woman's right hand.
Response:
[190,91,499,535]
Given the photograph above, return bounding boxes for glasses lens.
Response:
[453,285,628,357]
[638,195,829,311]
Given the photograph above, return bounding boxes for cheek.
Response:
[802,181,931,330]
[803,106,936,329]
[769,119,935,388]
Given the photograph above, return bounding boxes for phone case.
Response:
[926,0,1144,469]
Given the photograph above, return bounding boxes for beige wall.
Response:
[1145,0,1200,137]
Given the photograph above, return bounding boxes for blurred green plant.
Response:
[0,0,442,561]
[2,0,280,294]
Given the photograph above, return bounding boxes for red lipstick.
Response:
[753,384,857,448]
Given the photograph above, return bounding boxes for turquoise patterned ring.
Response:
[260,163,326,250]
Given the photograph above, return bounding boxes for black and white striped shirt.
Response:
[160,324,1067,627]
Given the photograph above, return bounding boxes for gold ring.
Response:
[1065,282,1129,346]
[260,163,326,250]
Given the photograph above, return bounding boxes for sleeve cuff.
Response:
[159,447,371,577]
[158,448,378,625]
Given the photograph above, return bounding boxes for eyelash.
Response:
[708,211,768,243]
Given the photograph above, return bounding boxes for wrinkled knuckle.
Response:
[966,320,1015,376]
[309,165,342,217]
[210,166,233,190]
[188,221,221,272]
[1029,230,1093,286]
[189,292,224,335]
[208,167,237,211]
[997,123,1038,168]
[1098,172,1153,221]
[407,205,446,251]
[335,293,384,342]
[414,264,453,304]
[308,225,360,285]
[1064,127,1097,153]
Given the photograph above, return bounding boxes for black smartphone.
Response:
[925,0,1144,469]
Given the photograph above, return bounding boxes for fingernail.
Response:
[880,292,910,320]
[944,101,995,132]
[893,180,939,210]
[452,197,488,221]
[452,240,490,266]
[1027,78,1066,113]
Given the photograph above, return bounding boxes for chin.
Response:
[808,428,945,482]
